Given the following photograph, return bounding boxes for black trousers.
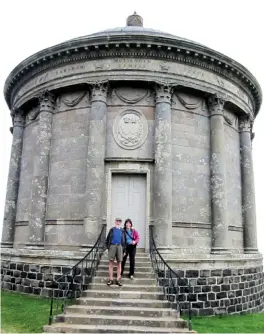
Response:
[121,244,137,276]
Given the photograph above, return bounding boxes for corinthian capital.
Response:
[155,83,172,104]
[10,108,25,128]
[38,91,55,113]
[90,80,108,103]
[239,116,253,133]
[207,94,225,116]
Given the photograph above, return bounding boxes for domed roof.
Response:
[4,12,262,114]
[78,26,176,39]
[71,25,195,44]
[69,12,197,46]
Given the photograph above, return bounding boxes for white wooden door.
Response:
[111,174,146,248]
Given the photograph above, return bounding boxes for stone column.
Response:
[1,109,25,247]
[154,84,172,248]
[84,82,108,245]
[239,117,258,253]
[28,91,55,247]
[208,94,229,253]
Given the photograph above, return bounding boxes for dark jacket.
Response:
[105,227,126,252]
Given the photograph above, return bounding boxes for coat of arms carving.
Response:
[113,110,148,150]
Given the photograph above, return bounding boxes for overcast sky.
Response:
[0,0,263,254]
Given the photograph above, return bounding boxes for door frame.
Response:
[106,164,150,250]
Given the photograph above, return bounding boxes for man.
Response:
[105,218,126,286]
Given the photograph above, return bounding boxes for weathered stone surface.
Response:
[239,117,258,253]
[2,109,25,246]
[154,84,172,248]
[84,82,108,245]
[208,95,228,253]
[28,91,55,246]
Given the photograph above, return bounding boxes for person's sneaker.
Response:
[107,279,114,286]
[116,280,122,286]
[129,275,134,280]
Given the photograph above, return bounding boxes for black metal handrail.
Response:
[149,226,192,331]
[48,225,106,325]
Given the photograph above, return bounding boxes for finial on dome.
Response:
[126,12,143,27]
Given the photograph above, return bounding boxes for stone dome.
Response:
[4,14,262,114]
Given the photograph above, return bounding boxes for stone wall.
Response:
[14,115,38,246]
[45,91,90,247]
[224,107,243,252]
[15,116,38,224]
[2,258,263,315]
[171,91,211,254]
[1,261,85,298]
[46,91,89,221]
[172,265,264,316]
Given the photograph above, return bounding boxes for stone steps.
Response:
[96,270,154,278]
[93,276,157,285]
[98,264,153,270]
[44,250,194,333]
[82,289,164,300]
[75,297,169,308]
[54,313,187,328]
[89,283,159,292]
[101,255,150,262]
[44,323,194,333]
[100,259,151,266]
[66,304,175,317]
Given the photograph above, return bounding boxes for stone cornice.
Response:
[4,34,262,115]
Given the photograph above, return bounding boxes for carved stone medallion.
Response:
[113,110,148,150]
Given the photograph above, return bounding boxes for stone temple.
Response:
[1,13,264,314]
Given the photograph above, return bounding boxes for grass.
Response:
[1,290,50,333]
[186,313,264,333]
[1,290,264,333]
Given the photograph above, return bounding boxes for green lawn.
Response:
[1,290,50,333]
[1,290,264,333]
[189,313,264,333]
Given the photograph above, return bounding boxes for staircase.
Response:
[44,250,194,333]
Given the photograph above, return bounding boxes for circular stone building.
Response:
[1,13,264,314]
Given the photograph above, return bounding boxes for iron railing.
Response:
[48,225,106,325]
[149,225,192,331]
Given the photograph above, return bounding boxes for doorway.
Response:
[111,174,146,248]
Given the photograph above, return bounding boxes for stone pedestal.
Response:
[84,82,108,244]
[1,109,25,247]
[154,84,172,248]
[28,91,55,247]
[239,117,258,253]
[208,95,228,253]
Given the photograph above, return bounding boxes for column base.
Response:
[156,246,173,252]
[83,217,100,244]
[211,247,231,254]
[79,244,95,252]
[244,248,259,254]
[156,247,174,259]
[1,242,14,248]
[25,243,45,249]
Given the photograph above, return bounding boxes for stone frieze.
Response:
[12,58,254,117]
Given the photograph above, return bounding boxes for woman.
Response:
[121,218,140,279]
